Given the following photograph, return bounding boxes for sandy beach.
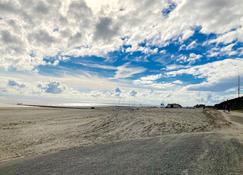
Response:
[0,107,230,163]
[1,107,243,174]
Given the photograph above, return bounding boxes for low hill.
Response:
[215,96,243,110]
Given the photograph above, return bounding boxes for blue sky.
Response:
[0,0,243,106]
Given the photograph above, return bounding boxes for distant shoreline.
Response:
[15,103,152,109]
[17,104,95,109]
[8,102,160,109]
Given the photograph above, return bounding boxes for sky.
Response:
[0,0,243,106]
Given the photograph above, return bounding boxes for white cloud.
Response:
[138,47,159,55]
[129,90,137,97]
[181,29,194,40]
[114,63,145,79]
[168,58,243,92]
[173,80,183,85]
[134,73,183,91]
[78,62,116,70]
[166,64,190,71]
[37,81,66,94]
[188,53,202,62]
[114,87,122,96]
[140,74,163,81]
[177,53,202,63]
[0,70,239,106]
[207,43,240,58]
[186,41,197,50]
[134,74,165,87]
[168,58,243,79]
[209,27,243,44]
[8,80,25,89]
[0,0,242,70]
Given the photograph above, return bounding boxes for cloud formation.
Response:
[0,0,243,106]
[168,59,243,92]
[8,80,25,89]
[0,0,242,70]
[114,64,145,79]
[38,81,66,94]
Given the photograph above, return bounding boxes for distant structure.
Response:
[194,104,206,109]
[238,73,241,98]
[166,103,182,108]
[160,103,165,108]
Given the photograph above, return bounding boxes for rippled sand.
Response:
[0,107,230,162]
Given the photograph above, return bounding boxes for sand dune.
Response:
[0,107,230,163]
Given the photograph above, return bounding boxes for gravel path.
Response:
[229,111,243,125]
[1,133,243,175]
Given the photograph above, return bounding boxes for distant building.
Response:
[160,103,165,108]
[166,103,182,108]
[194,104,206,109]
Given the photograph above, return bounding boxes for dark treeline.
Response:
[215,96,243,110]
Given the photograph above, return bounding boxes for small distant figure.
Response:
[226,103,231,112]
[224,102,231,112]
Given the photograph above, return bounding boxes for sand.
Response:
[0,107,230,163]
